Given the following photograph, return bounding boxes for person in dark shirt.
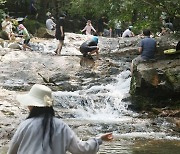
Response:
[131,29,156,75]
[97,16,108,36]
[55,14,66,55]
[80,36,99,58]
[176,41,180,51]
[30,0,38,18]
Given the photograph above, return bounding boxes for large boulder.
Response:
[0,31,9,40]
[130,56,180,110]
[36,27,55,38]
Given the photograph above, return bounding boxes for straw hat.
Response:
[16,84,53,107]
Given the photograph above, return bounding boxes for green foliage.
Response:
[2,0,180,33]
[0,0,6,6]
[23,19,44,35]
[67,0,180,32]
[0,9,5,24]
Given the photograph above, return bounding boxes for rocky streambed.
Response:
[0,33,180,153]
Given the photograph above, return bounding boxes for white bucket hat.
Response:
[16,84,53,107]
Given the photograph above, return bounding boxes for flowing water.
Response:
[52,69,180,154]
[33,39,180,153]
[1,39,179,154]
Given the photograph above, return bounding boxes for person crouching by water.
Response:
[7,84,113,154]
[80,36,99,59]
[18,24,31,51]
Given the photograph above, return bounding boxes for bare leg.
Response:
[23,44,32,51]
[23,44,26,51]
[57,40,63,55]
[89,48,99,59]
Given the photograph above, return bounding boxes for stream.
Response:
[1,37,180,154]
[53,68,180,154]
[26,40,180,153]
[50,50,180,153]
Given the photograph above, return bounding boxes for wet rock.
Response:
[108,67,120,75]
[56,81,80,91]
[130,58,180,109]
[49,73,71,82]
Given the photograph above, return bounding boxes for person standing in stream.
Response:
[55,14,66,55]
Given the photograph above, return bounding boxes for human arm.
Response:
[67,126,113,154]
[139,40,143,54]
[91,25,96,33]
[60,26,64,36]
[139,47,142,54]
[131,32,135,37]
[81,26,87,32]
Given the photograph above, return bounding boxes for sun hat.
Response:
[92,36,98,43]
[18,24,25,30]
[16,84,53,107]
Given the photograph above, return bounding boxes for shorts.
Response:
[55,32,65,41]
[24,39,30,45]
[80,46,97,56]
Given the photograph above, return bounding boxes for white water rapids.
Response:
[53,70,180,141]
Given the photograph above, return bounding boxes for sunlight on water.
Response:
[53,68,180,141]
[53,70,138,121]
[114,132,180,140]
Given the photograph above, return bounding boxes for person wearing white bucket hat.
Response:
[8,84,113,154]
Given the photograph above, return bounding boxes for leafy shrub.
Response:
[23,19,45,35]
[0,9,6,30]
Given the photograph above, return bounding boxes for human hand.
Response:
[100,132,113,141]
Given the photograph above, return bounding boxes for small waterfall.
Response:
[53,70,180,141]
[53,70,136,121]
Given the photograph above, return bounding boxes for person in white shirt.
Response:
[114,19,122,37]
[122,26,135,38]
[8,84,113,154]
[1,15,14,40]
[81,20,96,35]
[46,17,56,30]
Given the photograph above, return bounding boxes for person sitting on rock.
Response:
[7,84,113,154]
[1,15,15,40]
[131,29,156,75]
[46,16,56,31]
[18,24,31,51]
[80,36,99,59]
[122,26,135,38]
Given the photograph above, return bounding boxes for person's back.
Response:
[8,84,113,154]
[80,36,99,58]
[9,117,78,154]
[80,39,97,54]
[46,18,56,30]
[140,37,156,59]
[131,29,156,75]
[122,28,134,38]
